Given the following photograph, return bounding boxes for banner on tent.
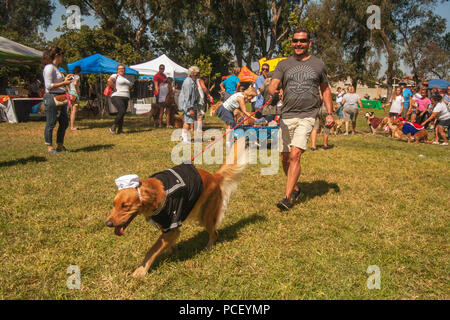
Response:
[361,99,383,109]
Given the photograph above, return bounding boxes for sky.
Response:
[43,1,450,75]
[44,1,450,41]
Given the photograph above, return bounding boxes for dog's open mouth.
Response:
[114,212,138,236]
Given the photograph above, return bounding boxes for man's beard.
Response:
[294,47,309,59]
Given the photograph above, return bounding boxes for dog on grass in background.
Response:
[234,109,256,126]
[149,103,160,127]
[364,111,391,135]
[173,113,184,128]
[106,139,248,278]
[329,118,345,135]
[391,119,429,143]
[209,101,222,117]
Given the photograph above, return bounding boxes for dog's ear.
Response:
[139,178,165,210]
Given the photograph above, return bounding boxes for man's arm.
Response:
[267,78,281,96]
[235,82,241,92]
[320,82,333,114]
[320,82,335,127]
[153,77,159,95]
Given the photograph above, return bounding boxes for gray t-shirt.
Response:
[342,93,360,109]
[273,55,328,119]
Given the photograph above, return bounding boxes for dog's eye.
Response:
[121,203,128,209]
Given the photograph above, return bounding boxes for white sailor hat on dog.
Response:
[115,174,141,190]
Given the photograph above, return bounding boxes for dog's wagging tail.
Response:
[105,139,248,278]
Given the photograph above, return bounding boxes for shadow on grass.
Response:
[123,128,154,134]
[83,120,115,129]
[151,214,267,269]
[297,180,340,203]
[0,156,47,168]
[203,123,226,131]
[72,144,114,153]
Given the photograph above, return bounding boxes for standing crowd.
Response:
[39,28,447,209]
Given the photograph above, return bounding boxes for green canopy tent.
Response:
[361,99,383,109]
[0,36,43,65]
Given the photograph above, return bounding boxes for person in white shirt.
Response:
[215,87,257,148]
[68,66,81,130]
[382,87,404,119]
[421,94,450,145]
[157,78,169,128]
[335,87,345,119]
[42,47,73,154]
[107,64,133,134]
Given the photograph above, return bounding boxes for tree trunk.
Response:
[380,29,395,100]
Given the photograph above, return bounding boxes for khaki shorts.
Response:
[343,106,359,122]
[279,117,316,152]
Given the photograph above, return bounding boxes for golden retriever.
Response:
[106,140,248,278]
[209,101,222,116]
[329,118,345,135]
[234,109,256,126]
[391,119,429,143]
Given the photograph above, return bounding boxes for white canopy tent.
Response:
[131,54,188,80]
[0,36,43,65]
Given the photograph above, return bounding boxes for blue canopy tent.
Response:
[427,79,450,89]
[67,54,139,116]
[67,53,138,75]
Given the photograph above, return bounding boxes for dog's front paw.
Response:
[132,266,147,279]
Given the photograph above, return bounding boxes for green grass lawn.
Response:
[0,109,448,299]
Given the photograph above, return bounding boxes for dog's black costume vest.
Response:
[147,163,203,233]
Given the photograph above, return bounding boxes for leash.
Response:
[189,96,274,162]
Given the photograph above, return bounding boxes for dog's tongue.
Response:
[114,226,124,236]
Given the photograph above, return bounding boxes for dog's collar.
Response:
[145,192,167,229]
[136,187,142,202]
[151,192,167,216]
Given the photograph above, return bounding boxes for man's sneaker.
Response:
[441,142,448,146]
[276,196,293,211]
[291,187,301,202]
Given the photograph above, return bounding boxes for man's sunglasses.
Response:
[262,68,269,71]
[292,38,309,44]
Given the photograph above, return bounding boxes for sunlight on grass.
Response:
[0,111,448,299]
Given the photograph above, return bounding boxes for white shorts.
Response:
[279,117,316,152]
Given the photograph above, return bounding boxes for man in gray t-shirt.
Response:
[268,27,334,211]
[273,55,328,119]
